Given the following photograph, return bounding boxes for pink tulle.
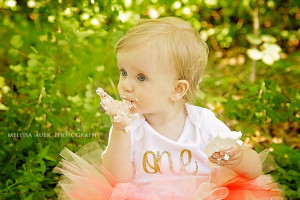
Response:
[221,175,282,200]
[53,147,114,200]
[53,143,283,200]
[110,175,229,200]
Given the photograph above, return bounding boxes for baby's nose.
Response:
[120,78,133,93]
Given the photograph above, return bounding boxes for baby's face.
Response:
[117,43,178,114]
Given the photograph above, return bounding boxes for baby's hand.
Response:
[96,87,131,131]
[208,143,243,168]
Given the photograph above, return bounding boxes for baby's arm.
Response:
[96,88,134,182]
[209,144,262,179]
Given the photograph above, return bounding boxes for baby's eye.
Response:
[137,74,147,82]
[120,69,127,76]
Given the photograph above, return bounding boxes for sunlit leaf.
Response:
[262,43,281,53]
[28,53,38,59]
[262,52,275,65]
[10,64,23,73]
[247,48,262,60]
[246,34,262,45]
[8,48,19,57]
[0,76,5,87]
[28,59,39,67]
[44,156,56,161]
[58,40,68,45]
[25,193,33,200]
[0,103,9,110]
[261,34,277,43]
[38,145,50,159]
[262,53,275,65]
[200,30,209,41]
[75,30,94,41]
[10,35,23,49]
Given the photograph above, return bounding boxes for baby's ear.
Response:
[170,80,189,101]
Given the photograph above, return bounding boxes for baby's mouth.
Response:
[121,96,131,102]
[121,96,136,109]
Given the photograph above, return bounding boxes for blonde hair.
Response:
[116,17,208,102]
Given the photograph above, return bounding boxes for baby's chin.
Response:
[129,108,137,114]
[128,102,138,114]
[129,105,143,114]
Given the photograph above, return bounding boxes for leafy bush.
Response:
[270,144,300,199]
[223,79,300,199]
[226,79,299,124]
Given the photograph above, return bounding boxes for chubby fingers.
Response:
[209,154,240,167]
[208,152,224,166]
[218,143,241,158]
[96,88,119,116]
[96,87,107,99]
[121,99,131,113]
[209,144,243,167]
[226,143,242,156]
[219,153,242,167]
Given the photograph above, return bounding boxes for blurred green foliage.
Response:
[0,0,299,199]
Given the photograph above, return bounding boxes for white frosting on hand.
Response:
[96,87,105,97]
[204,131,242,168]
[223,153,230,160]
[204,131,242,157]
[96,87,131,132]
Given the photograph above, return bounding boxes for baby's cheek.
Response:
[117,83,122,94]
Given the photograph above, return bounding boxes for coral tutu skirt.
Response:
[53,142,283,200]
